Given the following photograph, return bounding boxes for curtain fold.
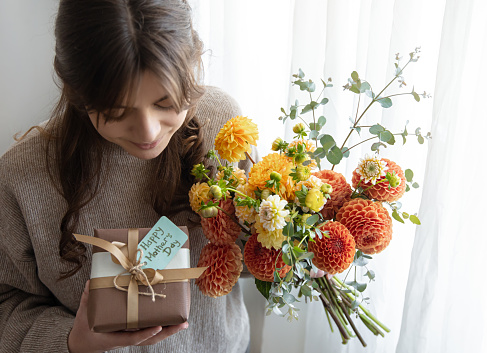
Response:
[190,1,486,352]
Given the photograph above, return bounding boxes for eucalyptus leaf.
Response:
[353,255,369,267]
[410,215,421,225]
[412,91,420,102]
[417,135,425,144]
[405,169,414,182]
[378,97,393,108]
[379,130,393,143]
[282,252,292,266]
[306,214,320,226]
[360,81,371,93]
[350,85,360,94]
[365,270,376,281]
[318,116,326,126]
[341,147,350,158]
[298,252,314,261]
[351,71,359,82]
[366,90,376,99]
[371,142,386,151]
[300,285,312,297]
[320,134,336,151]
[326,146,343,165]
[392,209,405,223]
[406,184,410,192]
[298,68,305,78]
[309,130,319,140]
[320,98,329,105]
[369,124,385,135]
[283,291,296,304]
[412,182,419,188]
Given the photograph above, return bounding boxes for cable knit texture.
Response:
[0,87,251,353]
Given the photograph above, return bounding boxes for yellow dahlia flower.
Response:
[189,182,211,213]
[248,153,295,201]
[255,217,286,250]
[214,116,259,162]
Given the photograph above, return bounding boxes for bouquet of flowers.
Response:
[189,48,430,346]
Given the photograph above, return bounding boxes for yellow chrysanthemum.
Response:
[255,217,286,250]
[216,167,247,186]
[248,153,295,201]
[356,154,388,185]
[214,116,259,162]
[234,183,258,225]
[189,182,211,213]
[287,140,317,169]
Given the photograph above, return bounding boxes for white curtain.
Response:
[1,0,486,352]
[190,0,487,352]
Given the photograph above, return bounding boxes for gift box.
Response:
[74,226,206,333]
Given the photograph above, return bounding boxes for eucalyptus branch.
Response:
[341,136,377,154]
[332,58,414,171]
[382,92,413,99]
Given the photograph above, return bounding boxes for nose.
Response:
[131,109,161,143]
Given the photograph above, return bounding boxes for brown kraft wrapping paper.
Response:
[87,227,191,333]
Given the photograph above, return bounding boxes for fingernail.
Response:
[152,327,162,336]
[182,322,189,330]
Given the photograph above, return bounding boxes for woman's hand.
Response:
[68,281,188,353]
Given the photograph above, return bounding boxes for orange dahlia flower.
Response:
[200,199,241,245]
[336,199,392,254]
[248,153,295,201]
[214,116,259,162]
[352,158,406,202]
[308,221,356,275]
[312,170,352,220]
[244,233,291,282]
[196,242,243,298]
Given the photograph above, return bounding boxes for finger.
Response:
[106,326,163,347]
[136,323,189,346]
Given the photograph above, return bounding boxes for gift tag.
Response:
[137,217,188,270]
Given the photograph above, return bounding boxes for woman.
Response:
[0,1,251,352]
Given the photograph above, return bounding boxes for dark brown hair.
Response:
[44,0,205,278]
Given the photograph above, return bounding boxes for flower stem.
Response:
[245,151,255,165]
[333,277,391,332]
[326,277,367,347]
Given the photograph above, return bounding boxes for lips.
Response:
[131,138,162,150]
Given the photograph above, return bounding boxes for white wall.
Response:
[0,0,59,155]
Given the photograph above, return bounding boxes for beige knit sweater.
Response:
[0,87,251,353]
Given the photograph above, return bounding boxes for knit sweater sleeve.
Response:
[0,153,74,353]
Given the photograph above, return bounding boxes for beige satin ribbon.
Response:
[74,231,206,329]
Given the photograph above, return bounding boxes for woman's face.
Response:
[87,71,187,160]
